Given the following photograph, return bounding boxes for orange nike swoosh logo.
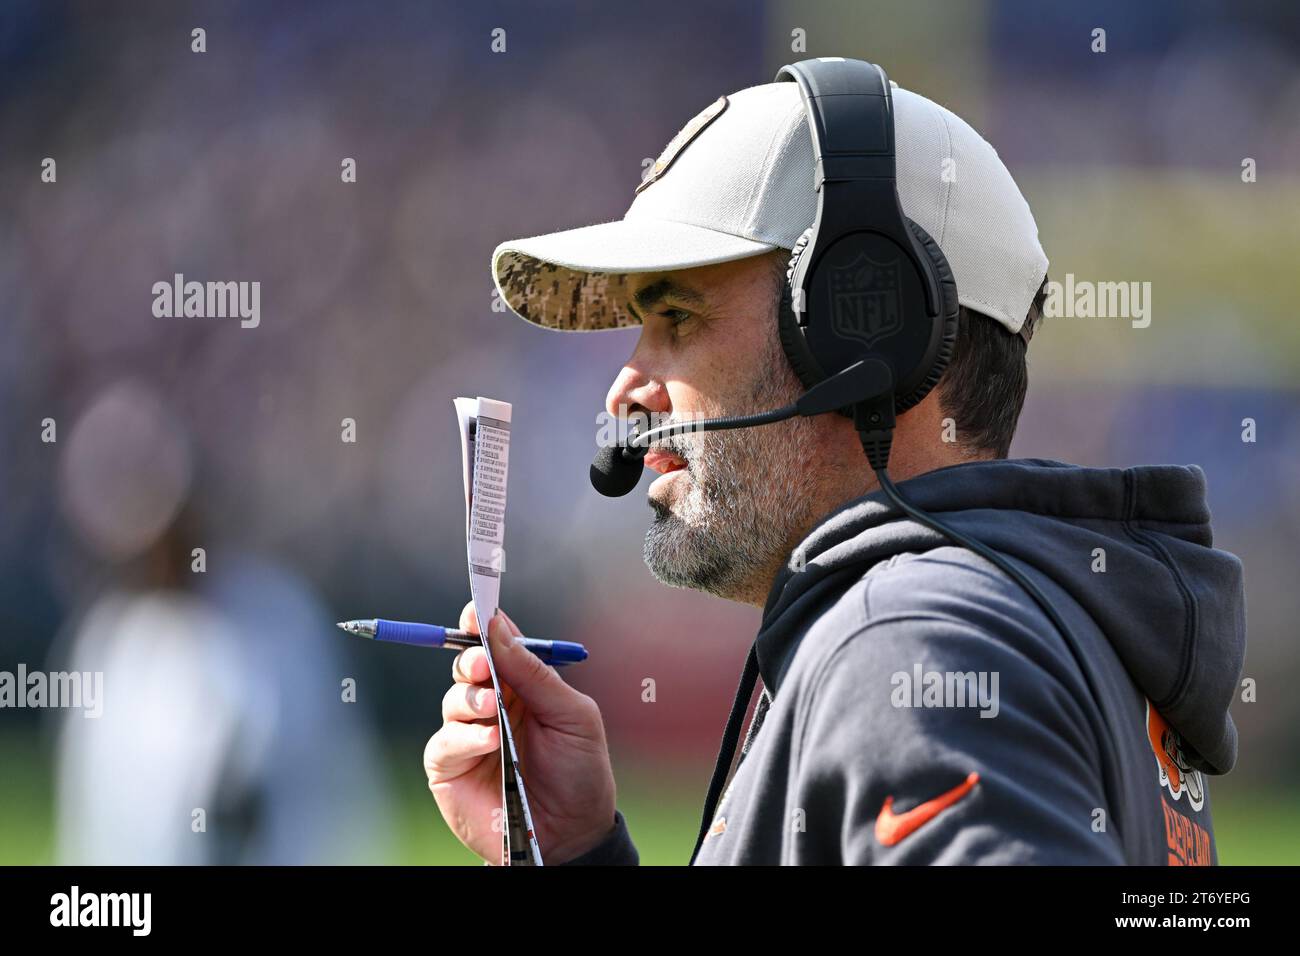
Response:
[875,772,980,847]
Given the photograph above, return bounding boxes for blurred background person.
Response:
[50,380,394,864]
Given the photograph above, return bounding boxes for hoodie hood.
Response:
[758,458,1247,776]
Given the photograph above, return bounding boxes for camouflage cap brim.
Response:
[493,253,635,332]
[491,218,776,332]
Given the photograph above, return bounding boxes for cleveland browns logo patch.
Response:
[1146,699,1205,812]
[635,95,728,194]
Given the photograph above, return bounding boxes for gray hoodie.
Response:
[560,459,1247,865]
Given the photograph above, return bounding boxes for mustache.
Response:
[650,432,695,461]
[636,416,698,462]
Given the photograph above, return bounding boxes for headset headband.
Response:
[774,58,894,189]
[774,57,941,321]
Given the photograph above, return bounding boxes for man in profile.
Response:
[424,69,1246,865]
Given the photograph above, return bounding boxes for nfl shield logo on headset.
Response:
[829,251,904,347]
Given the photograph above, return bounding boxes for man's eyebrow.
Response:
[631,278,708,315]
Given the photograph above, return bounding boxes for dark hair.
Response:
[936,280,1047,459]
[767,250,1046,459]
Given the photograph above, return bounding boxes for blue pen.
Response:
[336,618,588,666]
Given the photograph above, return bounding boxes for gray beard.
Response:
[642,349,822,602]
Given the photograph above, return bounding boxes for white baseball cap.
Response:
[491,74,1048,336]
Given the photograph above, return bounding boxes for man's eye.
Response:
[664,309,693,329]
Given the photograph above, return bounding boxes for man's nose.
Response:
[605,363,670,421]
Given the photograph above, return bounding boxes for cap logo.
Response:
[635,95,728,195]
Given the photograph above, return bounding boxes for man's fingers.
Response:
[452,647,490,684]
[450,647,517,709]
[442,682,499,722]
[452,607,527,714]
[462,602,524,639]
[423,722,500,780]
[459,601,478,634]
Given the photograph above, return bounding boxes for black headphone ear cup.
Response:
[777,229,827,391]
[894,218,960,412]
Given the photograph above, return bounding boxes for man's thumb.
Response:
[485,612,570,717]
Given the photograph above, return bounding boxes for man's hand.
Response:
[423,603,618,863]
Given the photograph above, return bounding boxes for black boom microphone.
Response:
[589,359,893,497]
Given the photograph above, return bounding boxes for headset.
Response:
[587,58,1104,865]
[775,58,959,436]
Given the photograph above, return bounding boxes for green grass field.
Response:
[1,732,1292,865]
